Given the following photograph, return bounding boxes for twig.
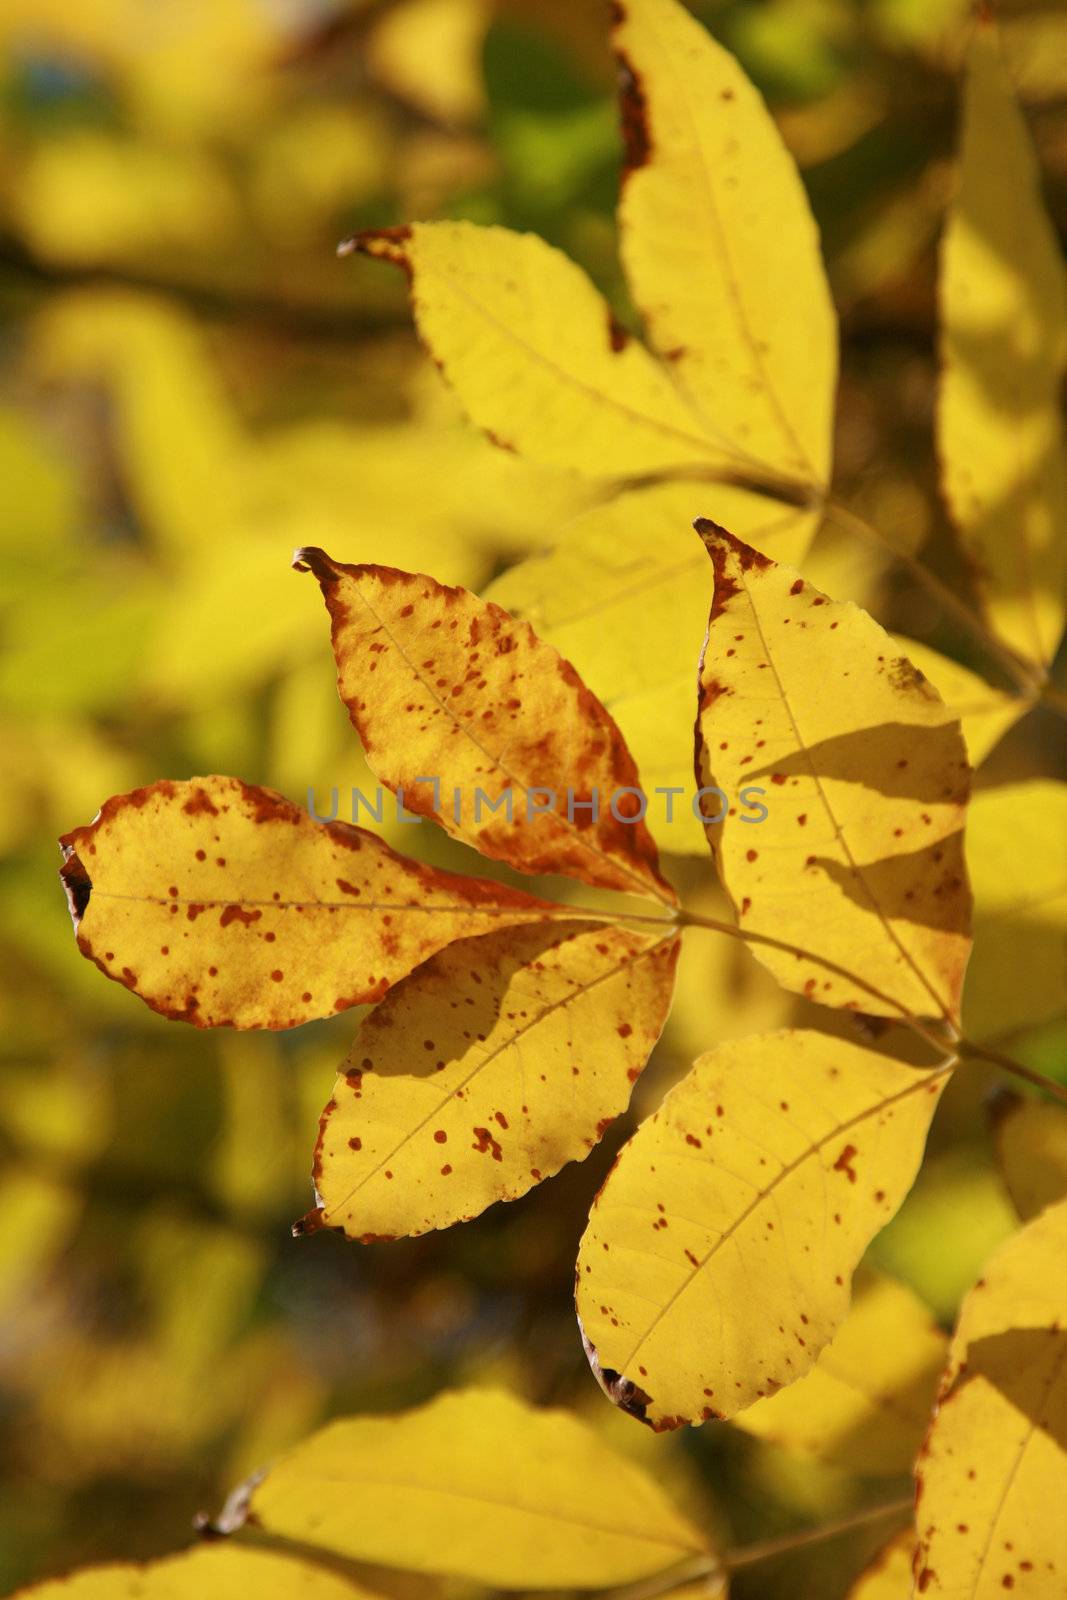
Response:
[822,501,1043,698]
[957,1038,1067,1108]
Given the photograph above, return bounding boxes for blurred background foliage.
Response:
[1,0,1066,1595]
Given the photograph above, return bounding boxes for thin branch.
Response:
[724,1495,913,1571]
[822,501,1044,698]
[599,1496,913,1600]
[957,1038,1067,1108]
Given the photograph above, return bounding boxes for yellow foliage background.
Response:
[1,1,1066,1595]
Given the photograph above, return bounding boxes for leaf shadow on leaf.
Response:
[745,721,971,807]
[944,1327,1067,1455]
[811,831,970,934]
[343,919,612,1086]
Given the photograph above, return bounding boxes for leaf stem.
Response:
[598,1497,913,1600]
[957,1037,1067,1107]
[723,1495,913,1571]
[822,501,1043,698]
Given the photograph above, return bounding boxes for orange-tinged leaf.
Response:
[734,1268,947,1475]
[344,222,724,480]
[694,522,972,1022]
[846,1528,914,1599]
[250,1388,710,1586]
[577,1030,951,1428]
[59,775,556,1029]
[939,20,1067,669]
[296,548,676,905]
[613,0,837,489]
[485,480,820,854]
[13,1545,381,1599]
[914,1197,1067,1598]
[994,1095,1067,1223]
[310,922,680,1240]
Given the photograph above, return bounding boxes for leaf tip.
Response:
[58,842,92,929]
[580,1322,655,1427]
[292,546,339,583]
[291,1205,329,1238]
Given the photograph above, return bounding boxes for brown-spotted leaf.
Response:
[59,775,557,1029]
[295,548,675,905]
[694,521,972,1022]
[307,921,680,1239]
[914,1197,1067,1598]
[577,1030,951,1428]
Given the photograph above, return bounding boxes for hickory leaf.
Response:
[576,1031,951,1429]
[307,922,680,1239]
[248,1388,710,1587]
[343,0,837,509]
[915,1197,1067,1598]
[694,521,972,1023]
[59,774,556,1029]
[294,547,676,905]
[612,0,837,487]
[486,480,820,854]
[939,18,1067,672]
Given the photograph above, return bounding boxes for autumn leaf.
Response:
[344,221,718,479]
[939,18,1067,671]
[914,1197,1067,1598]
[963,780,1067,1039]
[249,1388,710,1586]
[576,1030,951,1428]
[14,1545,380,1599]
[486,480,819,854]
[612,0,837,489]
[59,775,557,1029]
[694,521,972,1022]
[294,547,675,904]
[734,1268,947,1475]
[342,0,837,509]
[307,922,679,1239]
[994,1095,1067,1224]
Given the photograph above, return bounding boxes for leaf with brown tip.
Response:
[295,548,676,905]
[694,521,972,1022]
[59,775,557,1029]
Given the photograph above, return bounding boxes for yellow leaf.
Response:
[310,922,679,1239]
[577,1030,950,1427]
[963,780,1067,1039]
[734,1268,947,1474]
[486,482,819,853]
[59,775,556,1029]
[890,636,1028,766]
[296,549,675,904]
[939,19,1067,669]
[914,1197,1067,1598]
[345,222,727,480]
[250,1388,709,1586]
[846,1528,914,1599]
[612,0,836,489]
[995,1096,1067,1223]
[695,523,972,1022]
[14,1544,378,1599]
